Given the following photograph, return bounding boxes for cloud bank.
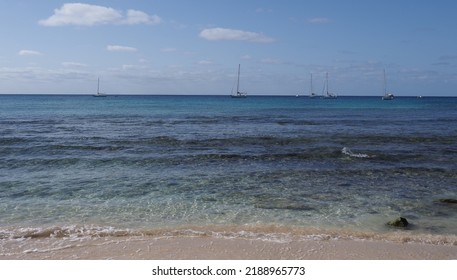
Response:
[39,3,161,26]
[199,27,274,43]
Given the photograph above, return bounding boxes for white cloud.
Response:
[123,9,161,25]
[308,17,331,24]
[107,45,138,52]
[260,58,283,64]
[199,28,275,43]
[62,61,87,67]
[18,50,43,56]
[121,64,147,71]
[39,3,161,26]
[197,60,213,65]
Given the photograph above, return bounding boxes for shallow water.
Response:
[1,95,457,247]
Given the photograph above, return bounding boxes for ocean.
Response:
[1,95,457,253]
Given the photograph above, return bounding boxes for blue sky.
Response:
[1,0,457,95]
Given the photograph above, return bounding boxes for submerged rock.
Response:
[387,217,409,228]
[437,198,457,204]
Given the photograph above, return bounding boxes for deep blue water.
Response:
[1,95,457,241]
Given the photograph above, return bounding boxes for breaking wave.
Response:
[341,147,374,158]
[1,224,457,246]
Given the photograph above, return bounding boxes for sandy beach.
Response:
[1,235,456,260]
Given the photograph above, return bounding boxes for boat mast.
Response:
[310,73,313,95]
[237,64,241,94]
[97,77,100,95]
[326,72,329,95]
[383,69,387,96]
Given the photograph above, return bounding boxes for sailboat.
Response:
[231,64,247,98]
[93,77,106,97]
[322,72,337,99]
[309,73,318,98]
[382,69,394,100]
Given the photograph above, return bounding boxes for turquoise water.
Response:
[1,95,457,242]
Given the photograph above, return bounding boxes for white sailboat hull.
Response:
[382,93,394,100]
[231,93,247,98]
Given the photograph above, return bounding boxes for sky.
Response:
[1,0,457,96]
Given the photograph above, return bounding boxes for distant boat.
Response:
[93,77,107,97]
[382,69,394,100]
[231,64,247,98]
[309,73,318,98]
[322,72,337,99]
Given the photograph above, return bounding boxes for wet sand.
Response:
[2,236,456,260]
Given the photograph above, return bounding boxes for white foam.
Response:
[341,147,373,158]
[0,225,136,240]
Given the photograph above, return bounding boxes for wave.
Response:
[341,147,374,158]
[0,225,135,240]
[3,150,456,175]
[1,224,456,246]
[6,132,456,154]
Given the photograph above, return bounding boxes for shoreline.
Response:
[2,235,457,260]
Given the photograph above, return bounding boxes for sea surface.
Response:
[1,95,457,253]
